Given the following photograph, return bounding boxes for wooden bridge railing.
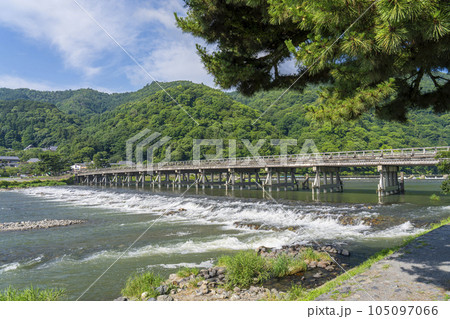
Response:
[76,146,450,175]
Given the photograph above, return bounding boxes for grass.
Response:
[177,267,199,278]
[382,264,391,270]
[270,254,307,277]
[0,178,71,189]
[300,247,331,262]
[218,251,270,289]
[121,272,165,300]
[284,215,450,301]
[0,286,65,301]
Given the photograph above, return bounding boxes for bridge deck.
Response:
[76,146,449,176]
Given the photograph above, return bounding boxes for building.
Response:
[0,156,20,168]
[27,158,40,163]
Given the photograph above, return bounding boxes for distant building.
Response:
[27,158,40,163]
[111,161,131,166]
[0,156,20,168]
[71,163,89,171]
[41,146,58,152]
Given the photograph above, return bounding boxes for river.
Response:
[0,179,448,300]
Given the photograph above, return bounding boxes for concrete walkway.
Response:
[316,225,450,301]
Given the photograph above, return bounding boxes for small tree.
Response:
[37,152,66,176]
[436,151,450,194]
[93,151,110,168]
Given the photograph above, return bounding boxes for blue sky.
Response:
[0,0,215,93]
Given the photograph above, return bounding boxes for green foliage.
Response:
[93,151,110,168]
[177,0,450,121]
[0,286,64,301]
[37,152,67,175]
[176,267,199,278]
[218,251,270,289]
[121,272,165,300]
[300,247,331,262]
[0,81,448,170]
[430,194,441,201]
[441,178,450,194]
[269,254,307,278]
[0,179,70,189]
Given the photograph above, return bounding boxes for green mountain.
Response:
[0,81,193,116]
[0,81,448,165]
[0,100,82,149]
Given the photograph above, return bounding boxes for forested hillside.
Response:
[0,81,448,165]
[0,81,192,116]
[0,100,81,150]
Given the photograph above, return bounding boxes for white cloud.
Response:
[125,39,215,87]
[0,75,57,91]
[0,0,215,90]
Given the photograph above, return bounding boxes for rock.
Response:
[313,272,323,278]
[141,292,149,300]
[178,208,187,212]
[147,297,157,301]
[325,265,335,271]
[340,249,350,256]
[156,285,168,295]
[233,287,241,293]
[230,294,240,301]
[317,261,329,268]
[309,261,318,268]
[156,295,173,301]
[114,296,128,301]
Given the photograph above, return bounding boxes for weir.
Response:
[74,146,449,197]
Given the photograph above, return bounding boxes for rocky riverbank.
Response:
[116,244,351,301]
[0,219,86,232]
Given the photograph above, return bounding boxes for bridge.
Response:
[75,146,449,196]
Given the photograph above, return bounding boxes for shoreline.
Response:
[116,216,450,301]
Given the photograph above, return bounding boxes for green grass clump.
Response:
[121,272,165,299]
[430,194,440,201]
[176,267,199,278]
[0,286,65,301]
[286,285,308,301]
[270,254,307,277]
[218,251,270,289]
[300,247,331,261]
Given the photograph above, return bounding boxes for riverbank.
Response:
[0,176,73,189]
[117,245,351,301]
[316,223,449,301]
[117,216,450,301]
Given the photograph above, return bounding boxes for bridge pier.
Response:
[377,165,404,196]
[263,168,298,191]
[312,166,343,194]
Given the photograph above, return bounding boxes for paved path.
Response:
[316,225,450,301]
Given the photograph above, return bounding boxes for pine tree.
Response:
[176,0,450,121]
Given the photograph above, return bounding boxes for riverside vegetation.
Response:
[118,217,450,301]
[0,177,72,189]
[0,286,65,301]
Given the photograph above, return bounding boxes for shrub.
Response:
[218,251,270,289]
[0,286,65,301]
[430,194,440,201]
[121,272,165,299]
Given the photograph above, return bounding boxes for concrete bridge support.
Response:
[377,165,404,196]
[312,166,343,193]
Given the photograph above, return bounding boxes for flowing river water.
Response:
[0,179,448,300]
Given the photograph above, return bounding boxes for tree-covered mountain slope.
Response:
[0,81,193,116]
